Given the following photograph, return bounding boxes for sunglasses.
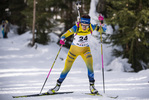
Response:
[81,24,89,28]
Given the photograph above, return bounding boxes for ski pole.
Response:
[76,1,81,22]
[39,45,63,94]
[100,26,106,93]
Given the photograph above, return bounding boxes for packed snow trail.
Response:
[0,32,149,100]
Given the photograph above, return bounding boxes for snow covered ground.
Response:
[0,0,149,99]
[0,31,149,100]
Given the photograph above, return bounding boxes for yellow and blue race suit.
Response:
[1,25,5,38]
[58,23,106,83]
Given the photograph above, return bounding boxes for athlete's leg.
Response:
[81,47,95,82]
[58,47,78,83]
[48,46,80,93]
[81,47,99,94]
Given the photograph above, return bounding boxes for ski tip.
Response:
[113,95,119,99]
[107,95,118,99]
[85,93,118,99]
[12,96,16,98]
[12,96,27,98]
[12,96,19,98]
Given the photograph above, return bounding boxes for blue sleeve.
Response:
[69,25,77,33]
[91,24,107,32]
[102,24,107,32]
[91,24,97,30]
[61,25,77,39]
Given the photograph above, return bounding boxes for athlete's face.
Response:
[81,23,89,31]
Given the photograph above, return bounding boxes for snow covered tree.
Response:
[106,0,149,72]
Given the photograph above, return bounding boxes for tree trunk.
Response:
[97,0,105,13]
[31,0,36,46]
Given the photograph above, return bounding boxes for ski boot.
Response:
[48,80,61,94]
[89,81,98,94]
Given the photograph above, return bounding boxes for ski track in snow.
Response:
[0,33,149,100]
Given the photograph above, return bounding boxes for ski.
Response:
[12,91,73,98]
[85,93,118,99]
[13,91,118,99]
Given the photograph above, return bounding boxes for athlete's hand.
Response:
[60,39,65,45]
[98,14,104,24]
